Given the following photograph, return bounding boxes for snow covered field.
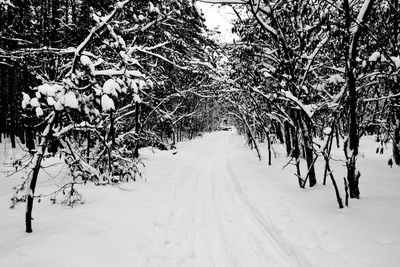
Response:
[0,131,399,267]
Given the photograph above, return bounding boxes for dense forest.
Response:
[0,0,399,234]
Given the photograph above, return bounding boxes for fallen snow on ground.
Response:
[0,131,399,267]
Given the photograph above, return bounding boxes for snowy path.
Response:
[2,131,399,267]
[138,132,310,267]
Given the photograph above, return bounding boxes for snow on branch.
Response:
[67,0,133,76]
[0,0,15,7]
[350,0,373,35]
[281,90,315,119]
[299,34,329,89]
[363,92,400,102]
[134,47,189,70]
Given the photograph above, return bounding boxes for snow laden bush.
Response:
[19,0,213,232]
[22,50,149,187]
[18,1,157,231]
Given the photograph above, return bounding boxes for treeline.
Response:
[0,0,111,148]
[205,0,400,208]
[0,0,218,150]
[0,0,223,232]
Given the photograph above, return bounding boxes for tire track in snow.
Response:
[221,135,311,267]
[223,133,353,267]
[137,151,201,267]
[194,133,232,267]
[138,132,312,266]
[211,133,310,267]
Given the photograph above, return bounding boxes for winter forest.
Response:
[0,0,399,266]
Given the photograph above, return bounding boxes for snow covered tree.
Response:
[19,0,215,232]
[199,0,399,205]
[208,0,339,188]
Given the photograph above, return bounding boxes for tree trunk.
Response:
[133,102,141,158]
[325,159,344,209]
[299,114,316,187]
[266,130,272,166]
[86,131,91,163]
[343,0,375,199]
[289,116,302,186]
[393,116,400,165]
[262,127,272,166]
[275,121,284,143]
[51,0,60,47]
[284,122,292,156]
[26,112,56,233]
[239,111,262,161]
[323,127,334,185]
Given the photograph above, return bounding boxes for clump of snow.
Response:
[148,2,155,12]
[93,58,104,67]
[0,0,14,7]
[101,94,115,111]
[21,93,31,109]
[103,79,120,97]
[126,70,144,78]
[303,104,318,117]
[47,97,56,106]
[326,74,345,84]
[117,36,126,49]
[281,90,314,119]
[64,91,79,109]
[369,51,381,62]
[22,93,30,102]
[80,55,93,66]
[21,101,28,109]
[54,101,64,111]
[390,56,400,69]
[127,79,139,93]
[261,70,273,78]
[133,94,142,103]
[138,79,147,90]
[30,97,40,107]
[116,1,124,8]
[362,60,367,68]
[35,107,44,117]
[323,127,332,135]
[146,79,154,89]
[37,84,62,97]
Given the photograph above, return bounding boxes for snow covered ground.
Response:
[0,131,399,267]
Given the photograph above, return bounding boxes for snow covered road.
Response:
[1,131,399,267]
[139,131,310,267]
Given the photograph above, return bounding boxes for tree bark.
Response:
[133,102,141,158]
[393,115,400,165]
[289,113,302,187]
[26,112,57,233]
[343,0,375,198]
[299,115,316,187]
[284,122,292,156]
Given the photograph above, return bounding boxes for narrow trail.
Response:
[138,131,311,267]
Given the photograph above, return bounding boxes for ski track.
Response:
[138,132,313,267]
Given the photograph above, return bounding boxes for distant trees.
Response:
[201,0,400,207]
[1,0,220,232]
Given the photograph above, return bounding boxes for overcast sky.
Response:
[196,2,240,43]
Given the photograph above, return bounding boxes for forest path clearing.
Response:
[138,131,320,267]
[2,131,398,267]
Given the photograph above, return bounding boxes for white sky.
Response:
[196,3,240,43]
